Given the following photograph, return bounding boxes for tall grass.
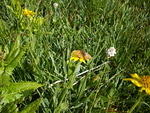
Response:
[0,0,150,112]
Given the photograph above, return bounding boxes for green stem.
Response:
[127,94,143,113]
[54,88,68,113]
[59,88,68,104]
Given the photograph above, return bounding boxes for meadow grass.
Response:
[0,0,150,113]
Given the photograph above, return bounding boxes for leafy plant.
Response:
[0,36,43,113]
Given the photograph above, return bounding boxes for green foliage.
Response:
[0,27,43,112]
[0,36,23,74]
[0,43,43,112]
[0,102,19,113]
[19,98,42,113]
[0,0,150,112]
[0,81,43,105]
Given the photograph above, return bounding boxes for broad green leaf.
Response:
[1,81,43,94]
[0,82,43,105]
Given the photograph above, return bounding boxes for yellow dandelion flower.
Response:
[22,9,35,17]
[70,50,92,63]
[123,73,150,95]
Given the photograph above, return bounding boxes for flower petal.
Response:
[79,58,86,63]
[139,87,145,92]
[123,78,142,87]
[145,89,150,95]
[70,57,79,61]
[130,73,141,80]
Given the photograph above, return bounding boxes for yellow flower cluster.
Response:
[70,50,92,63]
[22,9,35,17]
[124,73,150,95]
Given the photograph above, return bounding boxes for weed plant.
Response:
[0,0,150,113]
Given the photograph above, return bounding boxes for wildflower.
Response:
[53,3,59,9]
[123,73,150,95]
[22,9,35,17]
[70,50,92,63]
[106,47,116,58]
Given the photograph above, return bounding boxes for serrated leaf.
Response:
[4,81,43,93]
[0,82,43,105]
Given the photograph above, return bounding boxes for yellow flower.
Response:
[22,9,35,17]
[123,73,150,95]
[70,50,92,63]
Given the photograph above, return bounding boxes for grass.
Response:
[0,0,150,113]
